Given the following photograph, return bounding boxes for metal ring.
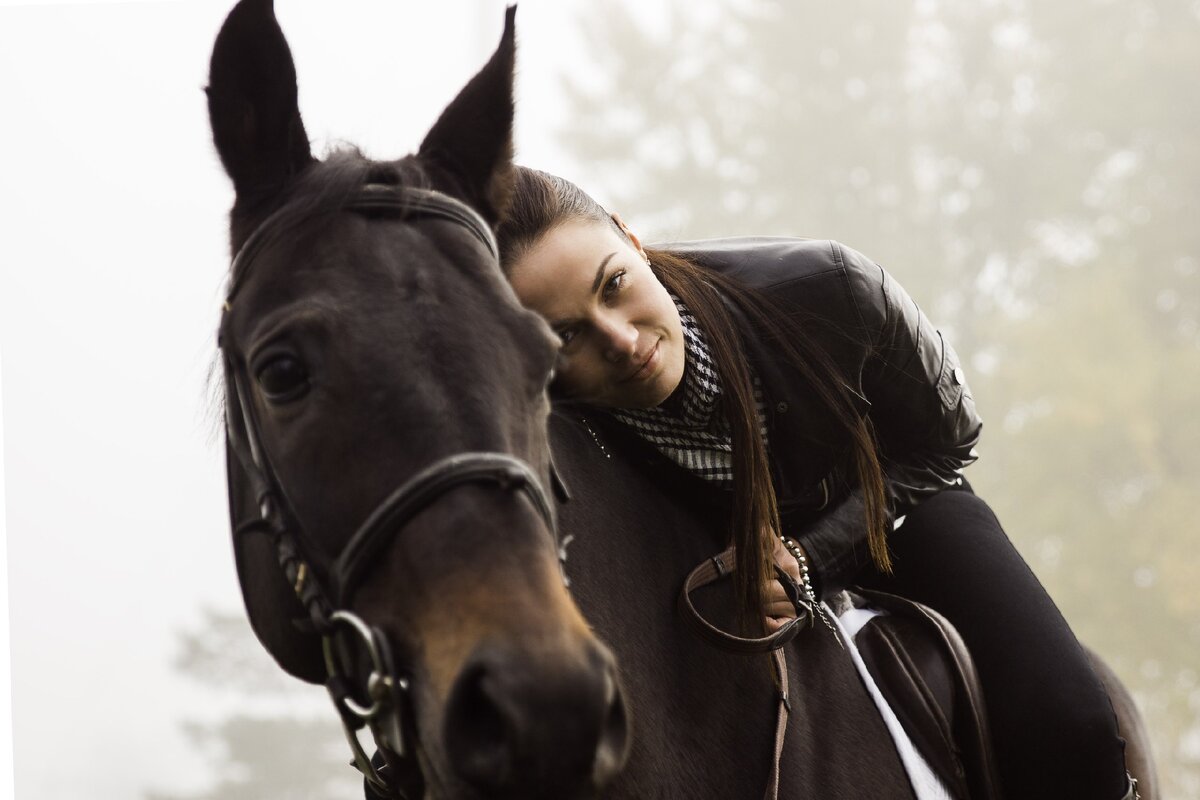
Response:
[323,610,390,721]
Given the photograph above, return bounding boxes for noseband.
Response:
[219,185,563,798]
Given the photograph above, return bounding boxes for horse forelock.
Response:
[226,149,433,274]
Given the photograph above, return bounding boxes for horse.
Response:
[205,2,1158,798]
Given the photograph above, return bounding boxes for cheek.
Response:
[659,293,681,331]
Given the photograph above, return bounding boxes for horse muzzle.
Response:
[441,635,630,799]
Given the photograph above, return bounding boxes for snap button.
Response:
[776,401,789,414]
[952,367,964,386]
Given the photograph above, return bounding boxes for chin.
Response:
[632,377,678,409]
[648,383,677,409]
[655,354,686,406]
[598,383,662,410]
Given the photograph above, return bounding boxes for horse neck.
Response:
[548,411,760,793]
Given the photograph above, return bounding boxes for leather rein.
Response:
[218,185,562,798]
[678,544,824,800]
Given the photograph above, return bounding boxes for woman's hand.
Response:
[764,534,804,632]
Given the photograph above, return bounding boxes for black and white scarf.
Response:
[610,295,768,487]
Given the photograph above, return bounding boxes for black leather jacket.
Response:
[608,237,982,598]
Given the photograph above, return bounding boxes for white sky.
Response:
[0,1,603,796]
[1,352,12,799]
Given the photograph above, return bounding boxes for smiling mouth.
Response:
[620,340,660,383]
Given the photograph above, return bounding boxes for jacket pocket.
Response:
[935,330,969,411]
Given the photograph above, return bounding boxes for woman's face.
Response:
[508,217,685,409]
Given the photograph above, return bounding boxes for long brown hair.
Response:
[498,167,891,629]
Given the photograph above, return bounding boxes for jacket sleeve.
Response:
[837,241,982,515]
[793,242,982,597]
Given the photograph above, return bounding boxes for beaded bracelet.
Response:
[781,537,840,641]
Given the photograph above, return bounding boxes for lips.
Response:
[620,340,660,383]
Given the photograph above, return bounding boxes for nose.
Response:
[443,638,630,797]
[596,314,638,364]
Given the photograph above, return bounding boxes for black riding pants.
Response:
[855,488,1128,800]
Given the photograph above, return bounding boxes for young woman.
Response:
[496,166,1134,800]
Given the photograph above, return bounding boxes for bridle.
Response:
[219,182,816,800]
[218,184,564,798]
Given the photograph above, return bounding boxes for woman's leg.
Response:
[856,488,1129,800]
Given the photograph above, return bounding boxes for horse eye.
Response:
[256,355,310,402]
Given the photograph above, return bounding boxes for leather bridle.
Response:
[219,182,814,800]
[218,185,563,798]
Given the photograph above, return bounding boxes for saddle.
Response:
[835,587,1002,800]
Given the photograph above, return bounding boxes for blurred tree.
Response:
[559,0,1200,794]
[144,609,358,800]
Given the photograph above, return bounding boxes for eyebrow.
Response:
[551,252,620,330]
[591,252,618,294]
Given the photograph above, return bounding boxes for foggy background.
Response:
[0,0,1196,797]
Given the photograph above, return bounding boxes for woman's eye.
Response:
[557,327,578,346]
[255,355,310,402]
[603,270,626,300]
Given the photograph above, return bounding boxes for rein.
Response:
[678,546,814,800]
[219,185,563,798]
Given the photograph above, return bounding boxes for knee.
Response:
[892,489,1010,559]
[1011,669,1125,761]
[904,488,999,531]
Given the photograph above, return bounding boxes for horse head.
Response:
[206,2,629,796]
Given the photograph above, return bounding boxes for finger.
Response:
[763,576,797,602]
[762,593,795,619]
[771,541,802,583]
[765,600,797,619]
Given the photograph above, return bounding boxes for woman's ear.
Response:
[611,212,648,262]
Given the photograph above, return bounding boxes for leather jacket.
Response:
[594,237,982,599]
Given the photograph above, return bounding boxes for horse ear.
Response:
[418,6,516,226]
[206,0,314,199]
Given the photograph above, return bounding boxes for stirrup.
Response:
[1120,771,1140,800]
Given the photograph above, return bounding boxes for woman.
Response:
[496,166,1134,800]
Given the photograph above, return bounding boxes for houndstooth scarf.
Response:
[610,294,768,487]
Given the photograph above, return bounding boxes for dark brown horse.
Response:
[206,2,1157,798]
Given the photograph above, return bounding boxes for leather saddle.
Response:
[834,587,1003,800]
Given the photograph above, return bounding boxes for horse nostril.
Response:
[443,663,516,791]
[593,664,631,785]
[443,642,631,796]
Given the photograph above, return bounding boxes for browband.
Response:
[225,184,499,303]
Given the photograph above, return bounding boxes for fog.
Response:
[0,0,1195,798]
